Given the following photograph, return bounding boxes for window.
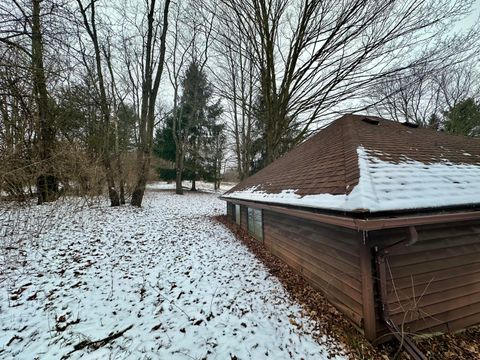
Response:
[227,202,234,221]
[247,207,263,240]
[247,208,254,232]
[235,204,241,225]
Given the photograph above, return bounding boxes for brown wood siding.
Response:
[372,220,480,335]
[263,210,364,326]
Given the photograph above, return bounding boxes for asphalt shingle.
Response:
[224,114,480,213]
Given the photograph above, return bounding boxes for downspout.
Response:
[406,226,418,245]
[374,226,426,360]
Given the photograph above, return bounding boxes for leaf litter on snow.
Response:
[0,191,346,359]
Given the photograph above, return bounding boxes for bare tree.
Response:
[210,122,226,190]
[104,37,128,204]
[165,1,192,195]
[212,12,259,180]
[76,0,120,206]
[32,0,59,203]
[0,0,60,202]
[368,60,480,126]
[369,66,442,126]
[216,0,480,164]
[130,0,171,206]
[436,62,480,111]
[0,46,37,199]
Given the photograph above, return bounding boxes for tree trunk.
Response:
[119,181,125,205]
[190,136,199,191]
[114,116,125,205]
[130,0,170,207]
[131,149,150,206]
[190,140,197,192]
[32,0,57,204]
[104,158,120,206]
[77,0,120,206]
[108,49,125,206]
[175,147,183,194]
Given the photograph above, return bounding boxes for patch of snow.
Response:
[0,192,342,359]
[145,182,176,190]
[223,146,480,212]
[146,181,236,194]
[193,181,237,193]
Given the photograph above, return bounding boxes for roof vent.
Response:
[402,122,419,128]
[362,117,379,125]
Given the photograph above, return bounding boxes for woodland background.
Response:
[1,0,480,207]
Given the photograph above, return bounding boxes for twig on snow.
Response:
[61,324,133,359]
[209,285,219,316]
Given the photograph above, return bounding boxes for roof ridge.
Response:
[355,146,380,210]
[341,117,350,197]
[341,117,380,211]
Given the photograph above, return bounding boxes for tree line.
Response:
[1,0,479,206]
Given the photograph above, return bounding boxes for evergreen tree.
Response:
[116,104,138,151]
[250,94,300,175]
[154,114,182,182]
[153,61,223,188]
[427,113,441,131]
[181,61,213,190]
[201,102,225,189]
[154,116,176,163]
[444,98,480,136]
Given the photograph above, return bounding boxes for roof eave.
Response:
[220,196,480,231]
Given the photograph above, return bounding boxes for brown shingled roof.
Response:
[225,114,480,198]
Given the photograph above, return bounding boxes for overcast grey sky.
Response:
[453,0,480,35]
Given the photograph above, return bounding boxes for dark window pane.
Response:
[235,204,241,225]
[254,209,263,240]
[248,208,254,233]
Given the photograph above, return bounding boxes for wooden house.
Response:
[221,114,480,343]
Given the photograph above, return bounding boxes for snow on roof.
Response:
[224,146,480,212]
[223,114,480,212]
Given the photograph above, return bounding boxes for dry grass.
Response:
[0,142,141,202]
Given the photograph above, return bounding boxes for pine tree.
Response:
[444,98,480,136]
[154,61,223,190]
[250,94,300,174]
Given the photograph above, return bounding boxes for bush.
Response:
[156,167,176,181]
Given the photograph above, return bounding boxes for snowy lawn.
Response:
[0,189,345,359]
[146,181,236,193]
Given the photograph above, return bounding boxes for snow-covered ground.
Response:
[0,190,345,359]
[146,181,236,193]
